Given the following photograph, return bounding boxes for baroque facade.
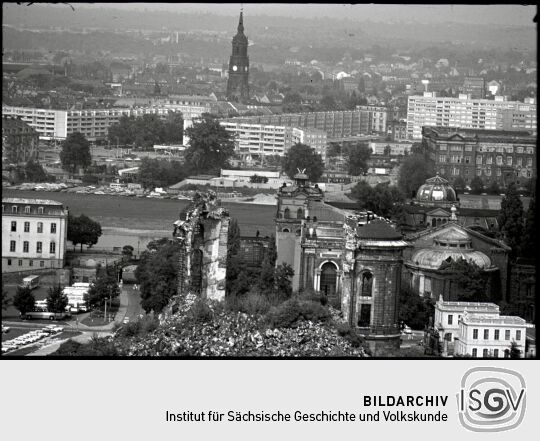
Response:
[275,172,407,351]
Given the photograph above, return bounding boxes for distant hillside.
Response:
[3,4,536,52]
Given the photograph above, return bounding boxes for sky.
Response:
[74,3,537,26]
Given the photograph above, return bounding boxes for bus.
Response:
[22,309,69,321]
[21,275,40,290]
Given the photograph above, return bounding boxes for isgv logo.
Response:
[457,367,526,432]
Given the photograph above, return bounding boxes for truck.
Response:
[63,284,92,313]
[20,275,40,290]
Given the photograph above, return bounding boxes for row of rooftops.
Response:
[436,296,528,327]
[3,197,63,207]
[460,314,527,326]
[422,126,537,142]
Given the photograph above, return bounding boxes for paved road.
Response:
[122,284,144,321]
[21,283,145,356]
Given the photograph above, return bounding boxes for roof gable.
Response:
[406,221,510,251]
[426,208,451,217]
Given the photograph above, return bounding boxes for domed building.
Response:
[403,175,499,233]
[414,174,458,208]
[403,219,510,301]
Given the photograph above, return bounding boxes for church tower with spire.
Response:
[226,10,250,103]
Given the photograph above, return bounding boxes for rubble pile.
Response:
[117,297,367,357]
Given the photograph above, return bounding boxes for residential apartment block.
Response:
[406,93,537,139]
[226,107,388,140]
[2,106,181,141]
[2,198,68,273]
[219,121,327,161]
[422,126,536,186]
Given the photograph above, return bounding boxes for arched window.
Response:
[296,208,304,219]
[37,207,44,214]
[282,228,290,233]
[320,262,338,297]
[283,208,290,219]
[431,218,437,227]
[361,272,373,297]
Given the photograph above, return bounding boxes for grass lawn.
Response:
[3,345,41,357]
[81,301,120,327]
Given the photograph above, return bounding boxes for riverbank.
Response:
[3,188,277,237]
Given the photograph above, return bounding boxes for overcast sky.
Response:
[74,3,537,26]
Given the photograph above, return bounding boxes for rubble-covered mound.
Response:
[114,294,367,357]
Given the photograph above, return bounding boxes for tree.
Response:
[13,286,35,316]
[350,181,404,219]
[470,176,484,194]
[272,263,294,302]
[399,287,434,330]
[438,257,488,301]
[282,143,324,182]
[498,182,523,258]
[453,176,466,192]
[398,154,435,199]
[509,340,521,359]
[520,193,535,258]
[135,239,182,314]
[67,213,102,252]
[320,94,337,110]
[25,159,50,182]
[85,275,120,308]
[108,112,183,150]
[345,142,371,176]
[184,115,235,174]
[60,132,91,174]
[487,180,500,195]
[2,284,11,311]
[326,144,342,159]
[46,285,69,313]
[249,174,269,184]
[122,245,134,261]
[227,218,241,259]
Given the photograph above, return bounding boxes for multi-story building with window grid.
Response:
[1,106,181,142]
[2,198,68,273]
[422,126,536,187]
[223,107,388,141]
[455,312,527,358]
[406,93,536,140]
[434,297,528,358]
[219,121,327,162]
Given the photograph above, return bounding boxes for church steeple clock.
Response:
[226,11,250,103]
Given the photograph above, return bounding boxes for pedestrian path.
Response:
[27,331,112,356]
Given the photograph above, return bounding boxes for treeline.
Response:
[107,113,183,150]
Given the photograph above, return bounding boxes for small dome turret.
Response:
[415,174,458,208]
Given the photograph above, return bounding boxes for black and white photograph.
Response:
[1,2,537,360]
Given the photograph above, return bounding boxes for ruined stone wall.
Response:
[173,191,230,302]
